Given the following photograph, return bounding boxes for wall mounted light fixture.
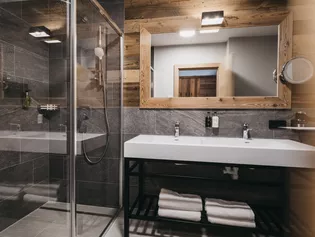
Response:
[201,11,224,26]
[29,26,51,38]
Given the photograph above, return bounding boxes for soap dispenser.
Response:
[205,112,212,128]
[23,90,31,110]
[212,112,219,128]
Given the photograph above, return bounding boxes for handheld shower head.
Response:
[95,47,104,60]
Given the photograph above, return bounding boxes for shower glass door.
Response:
[0,0,122,237]
[72,0,122,237]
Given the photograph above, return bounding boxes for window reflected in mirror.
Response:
[151,25,278,98]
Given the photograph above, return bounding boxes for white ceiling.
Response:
[152,25,278,47]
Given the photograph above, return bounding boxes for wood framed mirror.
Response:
[139,13,293,109]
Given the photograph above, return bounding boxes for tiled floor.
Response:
[0,202,117,237]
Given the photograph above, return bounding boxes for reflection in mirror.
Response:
[151,25,278,98]
[281,57,314,84]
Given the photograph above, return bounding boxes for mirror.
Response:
[151,25,278,98]
[140,13,293,109]
[279,57,314,84]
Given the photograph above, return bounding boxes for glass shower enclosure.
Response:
[0,1,123,237]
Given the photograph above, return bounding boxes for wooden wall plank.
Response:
[124,70,140,83]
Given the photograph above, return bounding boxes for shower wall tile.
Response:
[15,48,49,82]
[49,155,65,180]
[49,58,67,99]
[21,152,48,163]
[23,78,49,103]
[0,151,20,171]
[0,41,15,75]
[0,8,49,58]
[33,156,49,183]
[0,108,49,132]
[0,161,33,184]
[77,181,119,207]
[107,108,121,134]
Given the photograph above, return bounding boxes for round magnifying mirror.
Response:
[280,57,314,84]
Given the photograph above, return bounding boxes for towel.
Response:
[158,198,202,212]
[205,205,255,221]
[207,216,256,228]
[159,189,202,204]
[205,198,251,209]
[23,194,56,203]
[158,208,201,222]
[0,185,22,196]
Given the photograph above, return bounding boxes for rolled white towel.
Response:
[158,208,201,222]
[23,194,57,203]
[159,189,202,204]
[205,205,255,221]
[205,198,251,209]
[158,199,202,212]
[0,194,20,201]
[0,185,22,196]
[207,215,256,228]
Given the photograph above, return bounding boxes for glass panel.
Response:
[75,0,122,236]
[0,0,71,237]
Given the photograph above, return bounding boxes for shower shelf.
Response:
[129,195,289,237]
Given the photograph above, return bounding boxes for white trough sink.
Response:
[124,135,315,168]
[0,131,106,155]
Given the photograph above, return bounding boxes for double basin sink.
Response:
[125,135,315,168]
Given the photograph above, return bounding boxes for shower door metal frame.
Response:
[69,0,77,236]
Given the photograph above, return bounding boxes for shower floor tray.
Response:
[0,201,118,237]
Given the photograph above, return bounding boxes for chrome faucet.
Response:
[174,121,180,138]
[242,123,252,140]
[9,123,21,133]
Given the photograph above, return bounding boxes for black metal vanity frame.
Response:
[124,157,290,237]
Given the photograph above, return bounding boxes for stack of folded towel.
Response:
[205,198,256,228]
[158,189,202,222]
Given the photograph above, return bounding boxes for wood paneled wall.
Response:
[123,0,294,107]
[124,0,315,109]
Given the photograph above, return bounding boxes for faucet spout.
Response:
[242,123,252,140]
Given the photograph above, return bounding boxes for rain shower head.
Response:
[95,47,104,60]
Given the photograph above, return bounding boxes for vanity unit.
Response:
[124,135,315,237]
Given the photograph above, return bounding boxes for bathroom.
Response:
[0,0,314,237]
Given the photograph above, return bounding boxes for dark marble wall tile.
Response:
[124,108,156,134]
[21,152,47,163]
[0,108,49,132]
[49,154,66,181]
[23,78,49,103]
[0,41,15,75]
[155,110,206,136]
[0,151,20,171]
[49,58,67,98]
[0,7,49,58]
[15,48,49,82]
[124,108,280,140]
[33,156,49,183]
[77,181,119,207]
[0,161,33,184]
